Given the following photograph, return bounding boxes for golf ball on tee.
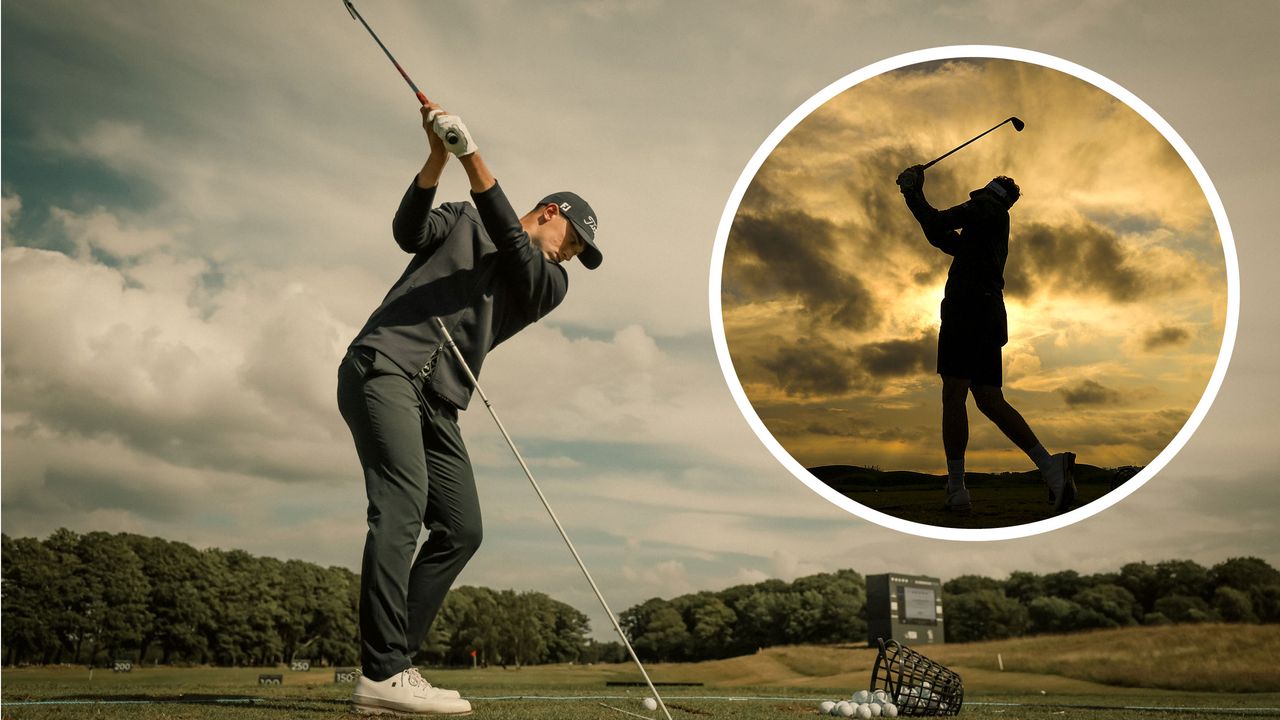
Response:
[643,697,657,711]
[819,701,836,715]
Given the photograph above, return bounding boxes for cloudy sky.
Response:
[723,58,1227,473]
[3,1,1278,638]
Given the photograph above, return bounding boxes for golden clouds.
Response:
[721,58,1227,474]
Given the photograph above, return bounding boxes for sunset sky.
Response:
[722,59,1228,474]
[3,1,1276,638]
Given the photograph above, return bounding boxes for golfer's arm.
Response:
[904,192,964,255]
[415,151,448,190]
[470,180,568,317]
[459,153,496,193]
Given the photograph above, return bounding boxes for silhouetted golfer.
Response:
[897,165,1076,515]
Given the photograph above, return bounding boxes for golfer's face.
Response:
[536,216,585,265]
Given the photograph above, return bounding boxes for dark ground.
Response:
[808,464,1139,528]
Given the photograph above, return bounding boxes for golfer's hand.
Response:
[421,103,448,157]
[426,107,478,157]
[897,165,925,192]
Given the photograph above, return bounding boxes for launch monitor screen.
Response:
[900,587,937,623]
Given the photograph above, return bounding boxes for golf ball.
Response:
[883,703,899,718]
[851,690,870,704]
[643,697,657,711]
[872,690,889,704]
[836,701,855,717]
[869,703,882,717]
[819,701,835,715]
[855,703,872,719]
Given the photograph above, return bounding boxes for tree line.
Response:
[940,558,1280,642]
[1,530,609,668]
[4,530,1277,667]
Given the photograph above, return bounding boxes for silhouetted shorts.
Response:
[937,297,1005,387]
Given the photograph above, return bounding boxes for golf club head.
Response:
[1010,116,1025,132]
[343,0,357,19]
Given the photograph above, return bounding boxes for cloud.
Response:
[726,202,879,331]
[855,330,935,378]
[761,336,860,397]
[1056,379,1124,407]
[1143,324,1194,350]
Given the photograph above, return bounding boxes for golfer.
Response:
[338,104,600,715]
[896,165,1075,516]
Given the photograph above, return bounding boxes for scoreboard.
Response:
[866,573,946,646]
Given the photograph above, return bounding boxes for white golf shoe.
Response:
[352,667,471,715]
[1042,452,1077,514]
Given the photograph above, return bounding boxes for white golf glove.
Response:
[428,110,478,157]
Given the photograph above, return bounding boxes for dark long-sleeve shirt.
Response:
[348,179,568,410]
[904,187,1009,300]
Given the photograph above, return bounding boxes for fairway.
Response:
[6,628,1280,720]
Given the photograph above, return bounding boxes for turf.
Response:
[5,626,1279,719]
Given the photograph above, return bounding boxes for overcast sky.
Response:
[723,58,1226,474]
[3,1,1278,639]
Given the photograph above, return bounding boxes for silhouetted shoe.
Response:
[352,667,471,715]
[1043,452,1077,514]
[944,487,972,514]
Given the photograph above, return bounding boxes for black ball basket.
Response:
[870,638,964,716]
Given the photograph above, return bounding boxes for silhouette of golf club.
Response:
[898,117,1024,188]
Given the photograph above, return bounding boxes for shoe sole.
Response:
[1053,452,1077,514]
[353,701,472,716]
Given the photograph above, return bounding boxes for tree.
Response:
[945,590,1028,642]
[944,575,1003,596]
[1154,594,1218,624]
[1043,570,1088,599]
[1071,584,1139,629]
[1,535,61,665]
[1028,596,1081,634]
[75,532,152,665]
[1153,560,1210,601]
[1004,571,1046,604]
[1212,587,1257,623]
[624,599,689,662]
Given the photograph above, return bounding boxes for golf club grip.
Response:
[415,92,461,146]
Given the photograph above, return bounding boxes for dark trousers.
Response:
[336,347,482,681]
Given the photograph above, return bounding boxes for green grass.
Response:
[5,625,1279,719]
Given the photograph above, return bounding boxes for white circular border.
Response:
[708,45,1240,542]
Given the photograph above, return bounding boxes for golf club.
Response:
[898,116,1024,188]
[433,318,675,720]
[343,0,459,146]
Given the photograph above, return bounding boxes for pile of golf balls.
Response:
[816,689,898,717]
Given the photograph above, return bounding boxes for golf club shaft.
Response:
[432,318,674,720]
[922,118,1015,170]
[345,1,459,144]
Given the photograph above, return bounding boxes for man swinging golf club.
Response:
[896,164,1075,516]
[337,103,600,715]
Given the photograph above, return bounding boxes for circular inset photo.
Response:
[710,47,1237,540]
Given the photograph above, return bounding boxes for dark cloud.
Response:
[761,330,936,399]
[1007,221,1192,303]
[1057,379,1123,407]
[726,205,879,330]
[1143,324,1193,350]
[761,336,861,397]
[855,330,935,378]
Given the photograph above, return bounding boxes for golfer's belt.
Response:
[417,345,443,380]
